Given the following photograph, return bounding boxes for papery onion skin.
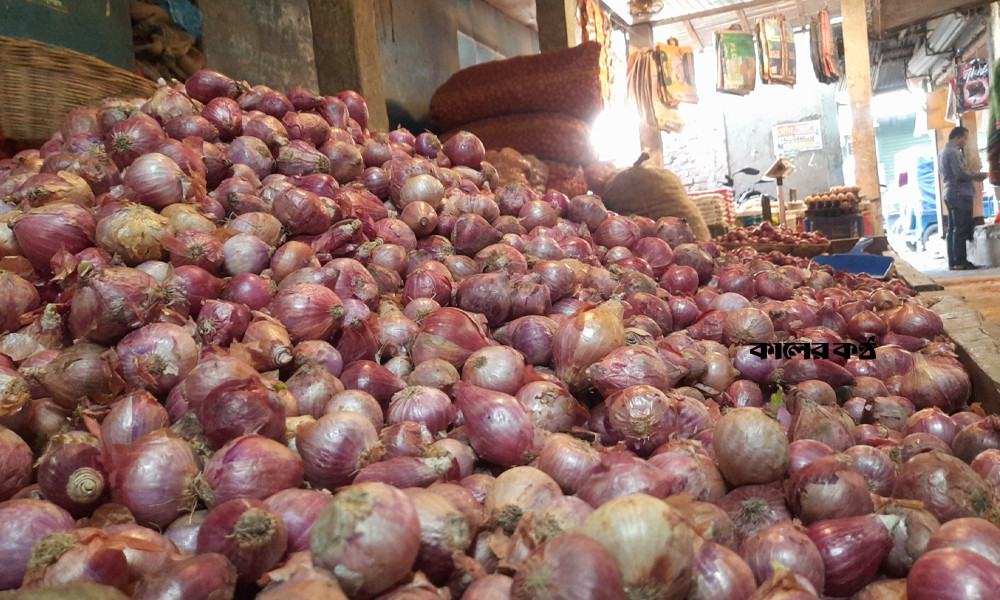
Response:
[510,533,625,600]
[264,489,332,554]
[454,382,535,467]
[310,482,421,598]
[785,454,874,524]
[891,452,998,523]
[552,300,625,393]
[689,541,757,600]
[714,407,789,487]
[581,493,694,600]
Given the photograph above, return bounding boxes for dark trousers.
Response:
[944,196,973,266]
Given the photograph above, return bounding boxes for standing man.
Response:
[940,126,988,270]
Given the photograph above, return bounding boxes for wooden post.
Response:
[841,0,884,236]
[308,0,389,131]
[628,22,664,167]
[536,0,578,52]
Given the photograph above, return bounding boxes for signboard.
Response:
[773,120,823,156]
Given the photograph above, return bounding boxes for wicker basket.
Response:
[0,36,158,146]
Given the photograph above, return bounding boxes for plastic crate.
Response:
[804,214,865,239]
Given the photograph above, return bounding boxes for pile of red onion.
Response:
[0,68,997,600]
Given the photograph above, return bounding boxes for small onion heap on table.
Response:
[0,67,995,600]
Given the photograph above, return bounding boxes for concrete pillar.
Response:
[841,0,884,236]
[308,0,389,131]
[629,22,664,167]
[535,0,578,52]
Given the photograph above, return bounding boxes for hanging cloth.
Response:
[818,9,841,83]
[626,48,683,132]
[757,15,796,87]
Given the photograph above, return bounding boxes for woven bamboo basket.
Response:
[0,36,158,146]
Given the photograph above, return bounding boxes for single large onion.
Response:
[511,533,624,600]
[454,382,534,466]
[714,407,789,487]
[552,301,625,393]
[196,498,287,584]
[110,430,200,529]
[906,547,1000,600]
[311,482,421,598]
[740,520,825,591]
[581,494,694,600]
[199,434,304,508]
[892,452,997,523]
[0,499,76,590]
[806,514,898,597]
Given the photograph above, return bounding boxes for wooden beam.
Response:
[651,0,780,27]
[871,0,992,35]
[308,0,389,131]
[535,0,578,52]
[794,0,807,30]
[683,20,704,51]
[842,0,884,236]
[737,9,751,33]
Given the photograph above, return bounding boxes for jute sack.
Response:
[599,155,710,241]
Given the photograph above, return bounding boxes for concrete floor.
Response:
[888,235,1000,281]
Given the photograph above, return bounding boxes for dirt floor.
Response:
[935,276,1000,325]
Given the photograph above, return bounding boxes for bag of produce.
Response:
[757,15,796,87]
[429,42,604,132]
[600,155,710,239]
[715,27,757,95]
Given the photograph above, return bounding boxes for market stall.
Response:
[1,0,1000,599]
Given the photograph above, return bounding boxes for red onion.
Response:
[536,433,602,494]
[196,498,287,584]
[661,264,699,295]
[264,489,332,554]
[892,452,997,522]
[454,381,531,464]
[199,434,304,508]
[311,482,420,597]
[785,454,874,524]
[411,307,491,369]
[648,446,727,502]
[789,400,855,452]
[515,381,584,433]
[552,301,625,393]
[267,282,345,343]
[0,271,39,336]
[510,533,624,600]
[227,135,274,178]
[36,433,109,518]
[887,302,943,339]
[722,380,765,408]
[460,345,523,395]
[776,358,855,388]
[12,203,96,274]
[806,513,897,597]
[221,233,271,276]
[903,408,959,445]
[0,499,76,590]
[972,449,1000,489]
[952,415,1000,464]
[326,389,384,429]
[740,520,825,591]
[110,430,200,529]
[132,553,237,600]
[21,527,129,590]
[0,427,32,502]
[577,452,673,507]
[717,484,793,545]
[221,272,276,310]
[104,114,166,169]
[163,510,208,555]
[114,323,198,396]
[714,407,789,486]
[387,386,455,435]
[688,541,757,600]
[297,411,383,490]
[907,547,1000,600]
[898,354,970,413]
[340,359,406,406]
